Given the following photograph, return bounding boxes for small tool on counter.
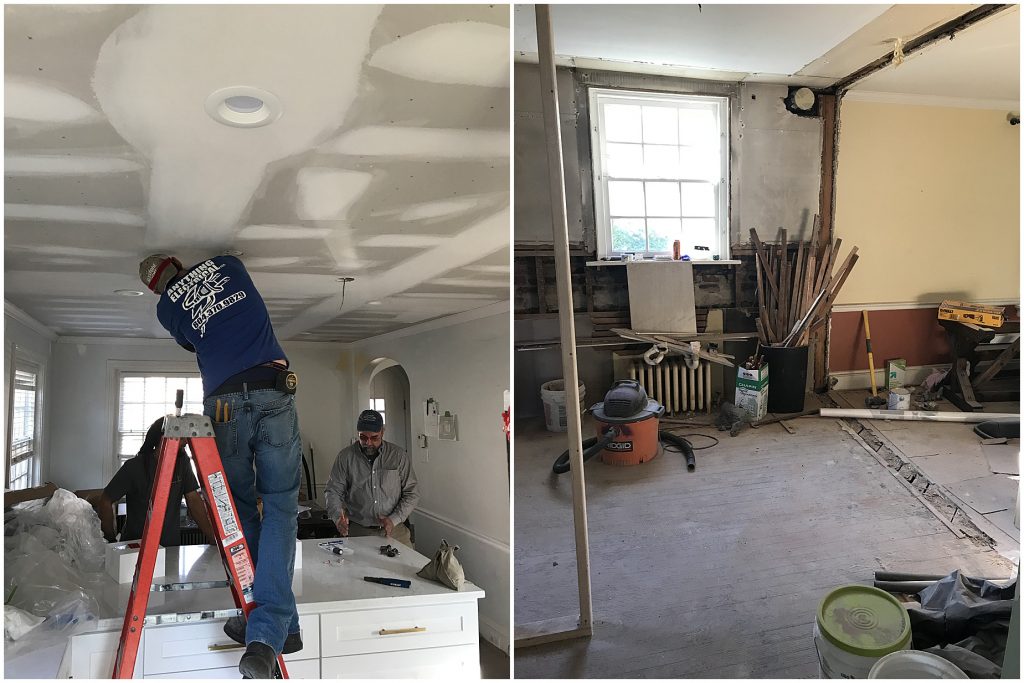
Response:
[364,576,411,589]
[862,311,886,408]
[379,544,400,558]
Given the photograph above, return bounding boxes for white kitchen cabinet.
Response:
[67,630,143,678]
[320,644,479,679]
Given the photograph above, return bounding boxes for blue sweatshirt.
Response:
[156,255,287,396]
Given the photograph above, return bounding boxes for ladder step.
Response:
[152,580,231,592]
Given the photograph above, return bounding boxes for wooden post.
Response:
[515,4,594,648]
[813,93,838,390]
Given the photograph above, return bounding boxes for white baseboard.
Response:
[830,363,950,391]
[480,615,510,654]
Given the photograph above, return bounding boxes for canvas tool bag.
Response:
[416,539,465,590]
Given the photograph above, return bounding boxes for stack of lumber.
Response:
[750,216,858,348]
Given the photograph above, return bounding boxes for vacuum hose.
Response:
[551,428,695,474]
[551,426,619,474]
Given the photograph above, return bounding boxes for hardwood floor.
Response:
[514,414,1014,678]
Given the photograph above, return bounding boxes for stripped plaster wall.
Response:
[830,98,1020,376]
[513,63,823,416]
[340,309,511,652]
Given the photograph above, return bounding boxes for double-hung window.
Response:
[116,373,202,470]
[8,362,40,490]
[589,88,729,260]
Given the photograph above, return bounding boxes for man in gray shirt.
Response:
[324,409,420,547]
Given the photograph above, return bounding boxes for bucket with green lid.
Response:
[812,584,912,679]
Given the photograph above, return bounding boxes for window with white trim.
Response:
[117,374,202,469]
[369,397,386,426]
[589,88,730,260]
[8,363,40,490]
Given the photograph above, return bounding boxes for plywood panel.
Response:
[625,262,696,333]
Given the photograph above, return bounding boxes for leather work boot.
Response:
[224,616,303,654]
[238,641,277,679]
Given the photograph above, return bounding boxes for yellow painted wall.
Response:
[833,99,1019,305]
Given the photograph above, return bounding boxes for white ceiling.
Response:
[5,5,510,342]
[514,4,1020,101]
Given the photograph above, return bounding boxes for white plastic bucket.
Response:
[540,380,585,432]
[887,388,911,410]
[868,650,968,678]
[813,621,908,679]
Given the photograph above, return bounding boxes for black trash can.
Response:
[763,345,809,413]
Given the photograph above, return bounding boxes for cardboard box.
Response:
[938,300,1005,328]
[106,542,166,583]
[885,358,907,390]
[735,364,769,422]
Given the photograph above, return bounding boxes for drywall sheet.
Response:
[983,446,1020,476]
[626,261,696,333]
[947,475,1018,515]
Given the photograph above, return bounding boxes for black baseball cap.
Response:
[356,409,384,432]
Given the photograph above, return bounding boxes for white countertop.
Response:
[89,537,484,631]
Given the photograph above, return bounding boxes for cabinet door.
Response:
[69,630,144,678]
[320,644,479,679]
[145,659,320,679]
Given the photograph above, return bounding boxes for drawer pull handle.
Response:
[208,642,245,651]
[378,626,426,636]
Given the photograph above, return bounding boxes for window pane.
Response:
[144,377,166,403]
[610,218,647,253]
[121,403,144,432]
[682,218,718,254]
[122,377,145,403]
[605,143,643,178]
[678,147,720,181]
[642,106,678,145]
[680,183,716,217]
[644,182,681,217]
[603,104,642,143]
[679,108,718,146]
[144,403,166,428]
[647,218,682,253]
[607,181,645,216]
[642,145,679,179]
[121,433,144,457]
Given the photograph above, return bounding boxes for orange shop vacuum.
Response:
[551,380,696,474]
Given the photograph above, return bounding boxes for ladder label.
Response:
[228,542,256,603]
[207,471,243,545]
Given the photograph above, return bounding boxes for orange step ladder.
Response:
[112,390,288,678]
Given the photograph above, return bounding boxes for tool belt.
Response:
[210,364,298,397]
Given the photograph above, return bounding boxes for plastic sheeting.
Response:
[3,489,107,662]
[906,570,1018,678]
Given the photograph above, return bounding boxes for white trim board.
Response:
[830,363,951,391]
[411,506,510,554]
[842,90,1019,111]
[832,298,1020,313]
[4,301,57,341]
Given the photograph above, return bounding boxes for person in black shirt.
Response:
[94,418,215,546]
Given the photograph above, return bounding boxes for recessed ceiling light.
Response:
[114,289,144,297]
[205,86,282,128]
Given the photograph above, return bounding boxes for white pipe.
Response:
[535,4,593,634]
[704,361,712,414]
[820,408,1019,423]
[696,361,704,412]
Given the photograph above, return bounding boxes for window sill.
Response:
[586,259,741,267]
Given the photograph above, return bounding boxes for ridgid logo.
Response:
[166,260,246,337]
[606,441,633,452]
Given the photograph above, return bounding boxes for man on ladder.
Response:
[138,253,304,678]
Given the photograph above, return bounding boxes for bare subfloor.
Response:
[513,411,1016,679]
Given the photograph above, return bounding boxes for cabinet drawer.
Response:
[143,614,319,675]
[320,643,479,679]
[321,602,478,657]
[145,658,320,679]
[69,630,144,678]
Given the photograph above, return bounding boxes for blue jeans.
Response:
[204,388,301,653]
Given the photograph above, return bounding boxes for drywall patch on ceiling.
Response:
[463,265,510,274]
[369,21,509,87]
[325,126,510,158]
[428,277,508,288]
[91,5,383,247]
[295,168,373,221]
[32,258,93,266]
[389,196,483,221]
[400,292,500,299]
[7,244,134,258]
[243,256,304,269]
[237,224,332,240]
[5,203,145,226]
[5,154,144,175]
[5,77,103,124]
[359,234,447,248]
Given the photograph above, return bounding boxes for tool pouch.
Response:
[276,370,298,395]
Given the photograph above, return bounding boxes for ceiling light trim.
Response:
[205,86,282,128]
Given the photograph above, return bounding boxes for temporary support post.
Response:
[514,4,594,649]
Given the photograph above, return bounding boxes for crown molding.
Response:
[4,301,57,341]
